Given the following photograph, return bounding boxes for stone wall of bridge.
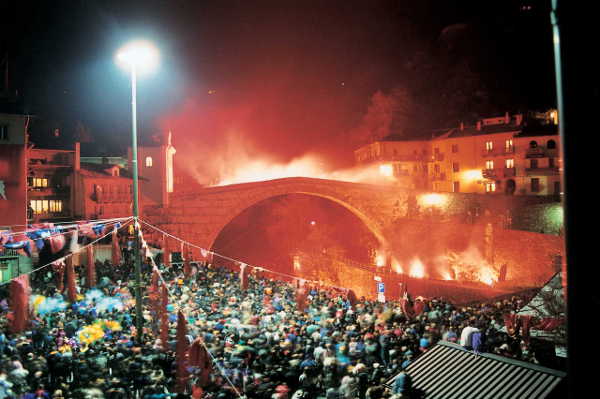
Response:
[142,177,564,291]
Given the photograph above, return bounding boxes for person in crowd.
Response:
[1,249,536,399]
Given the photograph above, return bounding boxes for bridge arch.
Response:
[205,190,388,252]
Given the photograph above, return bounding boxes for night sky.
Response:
[1,0,556,173]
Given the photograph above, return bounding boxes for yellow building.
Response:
[354,110,561,196]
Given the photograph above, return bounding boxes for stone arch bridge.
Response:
[142,177,563,288]
[143,177,409,251]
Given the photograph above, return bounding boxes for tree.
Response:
[349,87,415,146]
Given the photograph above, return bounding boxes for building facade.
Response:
[27,144,79,221]
[128,132,176,208]
[73,162,134,220]
[0,113,29,227]
[354,110,561,197]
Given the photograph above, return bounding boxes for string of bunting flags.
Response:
[135,220,244,398]
[0,217,131,260]
[138,218,352,293]
[0,217,133,287]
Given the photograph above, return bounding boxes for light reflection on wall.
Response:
[419,193,447,208]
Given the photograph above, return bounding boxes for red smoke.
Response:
[159,74,377,186]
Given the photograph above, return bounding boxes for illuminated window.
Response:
[31,178,48,188]
[145,156,153,167]
[505,139,513,152]
[485,182,496,193]
[505,159,514,168]
[30,200,49,214]
[49,200,63,213]
[485,141,493,152]
[485,160,494,170]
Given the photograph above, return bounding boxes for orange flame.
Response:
[391,258,403,274]
[445,248,498,285]
[211,153,397,187]
[419,193,447,208]
[375,253,386,267]
[379,164,394,177]
[409,258,425,278]
[441,271,453,281]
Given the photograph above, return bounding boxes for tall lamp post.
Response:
[116,40,159,343]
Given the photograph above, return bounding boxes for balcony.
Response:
[525,166,560,176]
[482,169,497,179]
[28,186,70,197]
[525,147,546,158]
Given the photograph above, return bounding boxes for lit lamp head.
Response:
[116,40,159,74]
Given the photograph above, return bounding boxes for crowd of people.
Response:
[1,252,540,399]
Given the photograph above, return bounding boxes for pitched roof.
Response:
[79,162,134,180]
[386,341,566,398]
[445,123,522,139]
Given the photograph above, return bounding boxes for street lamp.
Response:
[116,39,159,343]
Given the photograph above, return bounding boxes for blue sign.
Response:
[377,282,385,293]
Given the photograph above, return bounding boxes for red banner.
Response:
[534,317,565,331]
[112,228,121,266]
[400,285,415,320]
[52,260,65,292]
[86,245,96,288]
[239,262,248,290]
[183,245,192,277]
[188,338,213,387]
[296,286,307,313]
[413,300,425,316]
[148,270,160,332]
[9,274,30,334]
[66,257,77,303]
[49,233,66,254]
[160,285,169,350]
[176,311,190,393]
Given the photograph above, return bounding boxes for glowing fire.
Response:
[478,268,496,286]
[441,271,453,281]
[293,255,301,271]
[409,258,425,278]
[211,153,398,187]
[445,248,499,286]
[379,164,394,177]
[391,258,403,274]
[419,193,447,208]
[462,169,483,181]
